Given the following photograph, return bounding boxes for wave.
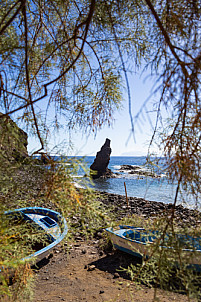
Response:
[112,165,122,171]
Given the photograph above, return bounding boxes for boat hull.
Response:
[106,227,149,258]
[106,226,201,271]
[4,207,68,263]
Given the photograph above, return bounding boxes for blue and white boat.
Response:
[106,226,151,258]
[106,225,201,270]
[4,207,68,263]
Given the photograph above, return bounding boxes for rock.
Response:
[0,113,28,162]
[95,231,103,239]
[75,236,83,241]
[97,191,201,227]
[113,272,120,278]
[129,170,158,178]
[120,164,141,171]
[119,164,159,178]
[90,138,114,179]
[87,265,96,271]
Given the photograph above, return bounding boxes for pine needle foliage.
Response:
[0,157,112,300]
[0,0,201,300]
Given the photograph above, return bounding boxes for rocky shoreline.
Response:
[98,191,201,228]
[4,160,200,229]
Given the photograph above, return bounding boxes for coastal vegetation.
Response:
[0,0,200,300]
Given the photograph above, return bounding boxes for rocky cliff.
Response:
[0,113,28,162]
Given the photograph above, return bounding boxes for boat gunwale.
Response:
[4,207,68,262]
[106,226,201,253]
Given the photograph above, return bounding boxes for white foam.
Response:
[112,165,121,170]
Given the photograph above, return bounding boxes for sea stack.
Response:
[90,138,113,179]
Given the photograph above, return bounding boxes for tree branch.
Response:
[21,0,44,149]
[144,0,189,77]
[46,0,95,87]
[105,1,135,141]
[0,0,95,121]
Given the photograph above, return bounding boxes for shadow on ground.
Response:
[89,250,142,279]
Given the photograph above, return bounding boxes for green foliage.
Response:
[41,157,112,235]
[0,0,129,141]
[0,157,113,300]
[0,205,46,300]
[112,215,201,300]
[0,0,201,300]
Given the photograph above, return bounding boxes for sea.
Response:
[71,156,197,209]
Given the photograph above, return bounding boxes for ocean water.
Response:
[74,156,196,207]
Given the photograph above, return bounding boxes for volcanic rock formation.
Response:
[0,113,28,162]
[90,138,114,179]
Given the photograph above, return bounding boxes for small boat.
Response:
[106,225,201,270]
[106,225,152,258]
[3,207,68,263]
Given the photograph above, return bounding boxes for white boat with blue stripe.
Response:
[106,225,201,271]
[4,207,68,263]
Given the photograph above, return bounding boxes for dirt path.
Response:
[33,239,191,302]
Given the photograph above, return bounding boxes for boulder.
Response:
[119,164,159,178]
[90,138,114,179]
[0,113,28,162]
[119,165,141,171]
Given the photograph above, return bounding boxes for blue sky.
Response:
[27,70,162,156]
